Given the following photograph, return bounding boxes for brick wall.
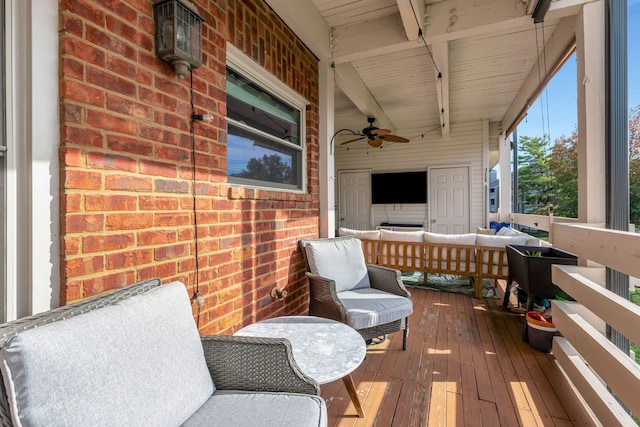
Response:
[59,0,320,333]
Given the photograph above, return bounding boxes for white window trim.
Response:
[4,0,59,320]
[226,42,308,193]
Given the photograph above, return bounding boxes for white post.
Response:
[498,132,512,223]
[318,59,335,237]
[576,0,606,224]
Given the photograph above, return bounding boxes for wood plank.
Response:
[323,288,580,426]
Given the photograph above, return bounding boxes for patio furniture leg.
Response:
[343,374,365,418]
[403,321,409,350]
[503,275,515,309]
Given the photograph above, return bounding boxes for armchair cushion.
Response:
[337,288,413,330]
[183,390,327,427]
[303,237,370,293]
[0,282,213,427]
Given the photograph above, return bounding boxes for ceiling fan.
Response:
[340,118,410,148]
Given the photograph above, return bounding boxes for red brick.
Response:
[105,175,152,192]
[86,109,138,135]
[154,244,190,261]
[85,194,137,211]
[61,147,83,167]
[83,271,137,296]
[62,80,105,107]
[64,170,102,190]
[86,24,137,60]
[63,127,104,148]
[154,212,191,227]
[61,57,84,80]
[154,179,189,194]
[138,229,177,246]
[64,255,105,277]
[140,160,177,178]
[106,249,153,269]
[82,233,135,253]
[62,38,105,67]
[87,152,136,172]
[86,65,137,98]
[106,93,153,121]
[65,214,104,233]
[106,212,153,230]
[139,195,180,210]
[63,236,81,255]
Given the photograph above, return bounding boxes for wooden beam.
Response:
[552,337,633,426]
[333,63,395,132]
[552,223,640,279]
[553,265,640,345]
[396,0,424,41]
[331,14,418,65]
[501,15,577,136]
[263,0,331,59]
[553,301,640,419]
[431,42,449,138]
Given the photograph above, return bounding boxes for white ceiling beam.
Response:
[331,14,419,64]
[501,15,577,135]
[431,41,449,138]
[424,0,531,43]
[263,0,332,59]
[425,0,594,43]
[397,0,425,41]
[334,63,395,132]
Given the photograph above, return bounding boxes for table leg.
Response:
[342,374,365,418]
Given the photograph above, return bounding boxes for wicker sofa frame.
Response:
[299,237,412,350]
[0,278,319,427]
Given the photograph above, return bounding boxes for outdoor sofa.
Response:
[339,227,544,298]
[0,278,326,427]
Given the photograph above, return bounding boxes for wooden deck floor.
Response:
[321,285,581,427]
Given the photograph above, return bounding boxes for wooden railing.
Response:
[551,223,640,425]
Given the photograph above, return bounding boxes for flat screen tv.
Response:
[371,171,427,204]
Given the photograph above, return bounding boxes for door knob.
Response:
[431,219,436,223]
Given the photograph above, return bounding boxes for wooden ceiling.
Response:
[266,0,582,148]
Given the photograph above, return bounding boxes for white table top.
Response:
[235,316,366,384]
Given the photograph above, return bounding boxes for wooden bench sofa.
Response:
[339,228,543,298]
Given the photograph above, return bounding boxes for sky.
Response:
[516,0,639,143]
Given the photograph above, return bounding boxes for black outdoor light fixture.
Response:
[153,0,204,79]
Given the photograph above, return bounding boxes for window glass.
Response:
[226,67,303,190]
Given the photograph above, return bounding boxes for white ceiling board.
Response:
[312,0,399,28]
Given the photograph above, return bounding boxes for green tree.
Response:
[235,154,292,184]
[549,129,578,218]
[517,135,553,214]
[629,106,640,227]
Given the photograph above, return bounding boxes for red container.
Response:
[526,312,557,352]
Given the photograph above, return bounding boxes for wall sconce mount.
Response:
[153,0,204,79]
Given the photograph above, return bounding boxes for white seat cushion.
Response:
[183,390,327,427]
[304,237,370,293]
[476,234,530,263]
[338,288,413,330]
[338,227,380,240]
[423,232,477,261]
[379,229,424,266]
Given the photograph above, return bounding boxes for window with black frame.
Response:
[226,66,303,191]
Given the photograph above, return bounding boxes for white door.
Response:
[429,166,470,234]
[339,171,371,230]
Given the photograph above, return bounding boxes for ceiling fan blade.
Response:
[368,138,383,147]
[340,136,364,145]
[384,134,410,143]
[371,128,391,137]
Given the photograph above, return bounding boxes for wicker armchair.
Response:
[0,279,325,427]
[299,236,413,350]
